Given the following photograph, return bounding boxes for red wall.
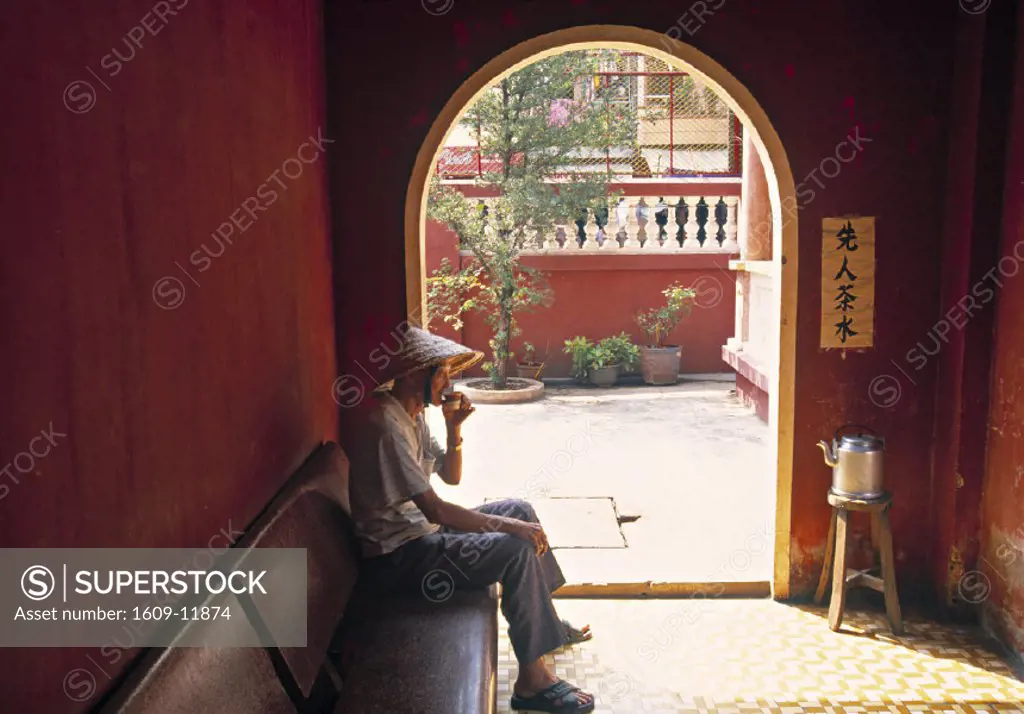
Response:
[329,0,958,601]
[929,4,1024,631]
[0,1,337,710]
[427,223,736,376]
[929,11,990,615]
[977,2,1024,656]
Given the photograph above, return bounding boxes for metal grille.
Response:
[437,51,741,179]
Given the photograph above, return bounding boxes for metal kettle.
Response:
[817,425,885,499]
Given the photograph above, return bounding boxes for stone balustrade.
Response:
[465,195,740,254]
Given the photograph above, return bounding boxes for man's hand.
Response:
[412,492,552,555]
[442,392,475,427]
[509,520,550,555]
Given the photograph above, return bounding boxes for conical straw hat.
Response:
[376,327,483,386]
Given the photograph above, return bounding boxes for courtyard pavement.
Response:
[428,377,775,592]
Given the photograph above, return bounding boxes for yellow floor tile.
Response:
[495,600,1024,714]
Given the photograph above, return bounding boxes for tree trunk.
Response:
[493,291,514,389]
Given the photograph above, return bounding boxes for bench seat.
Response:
[334,589,497,714]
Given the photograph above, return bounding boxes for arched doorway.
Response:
[404,25,797,598]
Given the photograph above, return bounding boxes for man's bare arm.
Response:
[437,394,474,485]
[437,423,463,486]
[411,489,548,554]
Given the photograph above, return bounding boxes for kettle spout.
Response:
[817,440,838,467]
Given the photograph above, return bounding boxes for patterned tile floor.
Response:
[496,599,1024,714]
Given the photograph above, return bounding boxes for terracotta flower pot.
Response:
[516,363,543,380]
[639,345,681,385]
[588,364,620,388]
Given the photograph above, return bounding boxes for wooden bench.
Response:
[97,442,498,714]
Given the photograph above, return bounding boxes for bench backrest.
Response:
[99,442,358,713]
[236,441,359,698]
[98,592,298,714]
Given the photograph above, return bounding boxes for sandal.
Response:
[562,619,593,645]
[511,679,595,713]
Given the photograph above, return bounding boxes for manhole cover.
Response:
[485,497,626,548]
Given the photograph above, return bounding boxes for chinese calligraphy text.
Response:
[821,217,875,348]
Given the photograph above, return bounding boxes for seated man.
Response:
[348,326,595,714]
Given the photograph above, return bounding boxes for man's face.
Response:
[401,363,452,408]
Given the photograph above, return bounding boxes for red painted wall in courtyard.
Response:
[0,1,337,710]
[426,222,737,377]
[328,0,958,604]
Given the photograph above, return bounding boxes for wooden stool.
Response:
[814,491,903,634]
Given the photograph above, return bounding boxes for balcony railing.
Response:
[461,195,740,254]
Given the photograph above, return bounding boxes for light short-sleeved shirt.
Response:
[348,393,446,557]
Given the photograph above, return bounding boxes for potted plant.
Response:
[563,336,594,384]
[599,332,640,376]
[586,343,620,387]
[516,341,545,380]
[634,282,697,385]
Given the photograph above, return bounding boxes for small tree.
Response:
[427,256,552,379]
[427,50,638,388]
[635,283,698,347]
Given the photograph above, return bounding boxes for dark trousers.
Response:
[363,498,568,664]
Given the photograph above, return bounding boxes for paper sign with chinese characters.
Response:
[820,216,875,348]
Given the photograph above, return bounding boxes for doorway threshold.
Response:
[554,580,770,598]
[550,546,772,598]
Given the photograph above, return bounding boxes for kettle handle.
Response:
[834,424,879,442]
